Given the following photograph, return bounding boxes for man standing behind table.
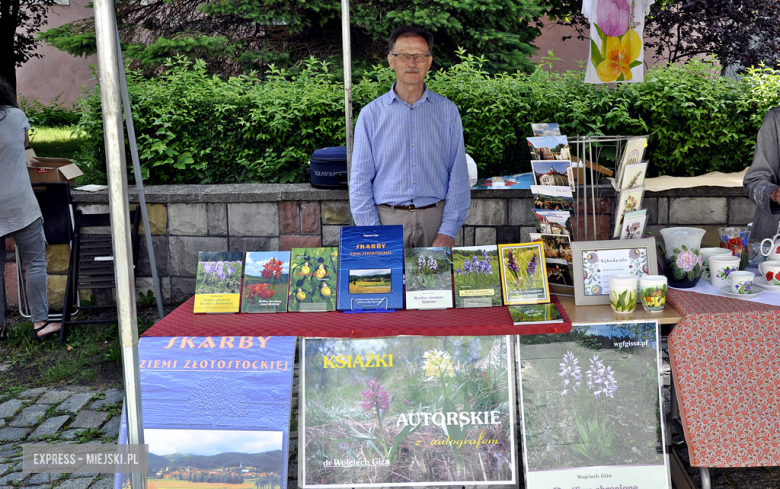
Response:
[349,25,471,249]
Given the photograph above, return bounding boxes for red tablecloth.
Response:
[142,294,572,338]
[667,288,780,468]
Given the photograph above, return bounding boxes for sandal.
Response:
[33,321,60,342]
[0,324,7,342]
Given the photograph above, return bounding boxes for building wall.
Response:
[16,0,97,105]
[1,184,756,315]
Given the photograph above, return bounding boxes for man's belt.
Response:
[379,202,438,212]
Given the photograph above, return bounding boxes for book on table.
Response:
[497,242,550,305]
[193,251,244,313]
[337,225,404,311]
[287,247,338,312]
[508,303,563,324]
[405,246,453,310]
[452,245,503,308]
[241,251,291,313]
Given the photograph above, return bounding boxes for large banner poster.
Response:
[118,336,296,489]
[516,321,670,489]
[301,336,517,488]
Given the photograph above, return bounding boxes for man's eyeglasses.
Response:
[390,53,431,62]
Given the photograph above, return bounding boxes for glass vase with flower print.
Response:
[659,227,706,288]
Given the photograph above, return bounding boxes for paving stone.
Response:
[0,443,18,451]
[0,364,10,373]
[19,388,46,398]
[168,203,207,235]
[72,473,100,478]
[10,404,48,427]
[59,429,84,440]
[0,464,11,475]
[90,476,114,489]
[0,420,4,429]
[168,236,229,277]
[28,473,63,485]
[36,390,73,405]
[56,476,94,489]
[100,416,121,438]
[0,472,25,484]
[206,203,228,236]
[57,393,95,414]
[228,203,279,237]
[465,199,507,226]
[0,400,23,419]
[321,201,350,225]
[70,411,109,429]
[90,390,124,410]
[0,428,27,442]
[25,484,51,489]
[30,416,70,440]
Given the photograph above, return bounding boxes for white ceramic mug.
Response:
[728,271,755,295]
[609,274,638,314]
[758,260,780,286]
[708,255,741,289]
[639,275,667,313]
[699,248,732,280]
[760,233,780,260]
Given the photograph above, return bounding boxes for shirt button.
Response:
[411,125,414,128]
[412,163,416,166]
[413,181,417,184]
[412,144,415,147]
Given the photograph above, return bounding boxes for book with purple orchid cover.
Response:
[404,247,453,310]
[193,251,244,313]
[301,335,518,488]
[516,320,670,488]
[497,242,550,305]
[452,245,503,308]
[241,251,291,313]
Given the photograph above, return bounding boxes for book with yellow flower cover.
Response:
[241,251,290,313]
[288,247,338,312]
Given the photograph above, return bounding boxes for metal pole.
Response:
[341,0,355,225]
[92,1,146,488]
[115,26,164,319]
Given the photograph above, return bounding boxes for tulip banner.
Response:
[586,0,654,84]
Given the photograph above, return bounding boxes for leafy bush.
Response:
[73,55,780,185]
[19,93,82,127]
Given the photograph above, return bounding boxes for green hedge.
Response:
[73,55,780,185]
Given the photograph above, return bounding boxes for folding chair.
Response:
[59,208,141,344]
[16,183,75,320]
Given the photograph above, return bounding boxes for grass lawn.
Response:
[28,125,85,159]
[0,310,158,396]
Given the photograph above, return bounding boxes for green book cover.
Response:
[452,245,503,308]
[508,303,563,324]
[288,247,338,312]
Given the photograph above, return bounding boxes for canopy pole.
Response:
[341,0,354,225]
[92,1,146,488]
[115,25,164,320]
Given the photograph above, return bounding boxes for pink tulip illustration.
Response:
[597,0,630,37]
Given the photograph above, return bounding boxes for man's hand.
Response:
[772,187,780,204]
[431,234,455,249]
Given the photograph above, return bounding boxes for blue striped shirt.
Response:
[349,84,471,238]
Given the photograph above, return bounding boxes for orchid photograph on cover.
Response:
[516,321,669,489]
[301,336,517,488]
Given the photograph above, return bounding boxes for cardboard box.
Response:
[26,148,83,186]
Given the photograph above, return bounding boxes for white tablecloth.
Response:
[669,267,780,307]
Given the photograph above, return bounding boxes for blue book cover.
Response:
[116,336,296,489]
[337,225,404,310]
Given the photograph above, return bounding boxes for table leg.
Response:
[700,467,711,489]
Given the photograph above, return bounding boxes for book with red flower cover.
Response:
[288,247,338,312]
[241,251,291,313]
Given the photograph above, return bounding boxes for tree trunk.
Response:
[0,1,18,93]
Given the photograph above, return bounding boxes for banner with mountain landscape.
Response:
[117,336,296,489]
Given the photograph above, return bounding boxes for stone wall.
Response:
[2,184,756,313]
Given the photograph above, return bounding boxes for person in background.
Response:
[349,25,471,249]
[0,77,57,341]
[744,106,780,240]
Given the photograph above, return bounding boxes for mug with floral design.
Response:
[718,227,751,270]
[758,260,780,286]
[728,271,755,295]
[699,248,732,281]
[708,255,741,289]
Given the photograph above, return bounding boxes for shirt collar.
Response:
[386,82,433,106]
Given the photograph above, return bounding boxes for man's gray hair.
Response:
[388,25,434,54]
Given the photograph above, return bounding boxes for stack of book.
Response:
[612,137,649,240]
